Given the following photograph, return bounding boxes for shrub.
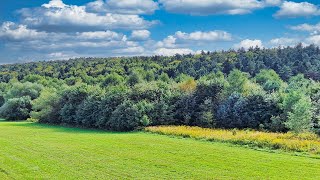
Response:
[109,100,142,131]
[59,85,91,125]
[96,85,130,129]
[76,92,105,128]
[31,88,62,124]
[0,96,32,120]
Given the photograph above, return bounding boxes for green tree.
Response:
[0,96,32,120]
[108,100,142,131]
[255,69,284,92]
[5,82,43,100]
[226,69,250,96]
[31,88,62,124]
[285,97,313,133]
[102,73,124,87]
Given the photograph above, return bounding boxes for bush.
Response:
[109,100,142,131]
[75,92,105,128]
[59,85,92,125]
[95,85,130,129]
[217,93,245,128]
[0,96,32,120]
[31,88,62,124]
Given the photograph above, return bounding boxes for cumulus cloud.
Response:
[18,0,157,32]
[157,30,232,49]
[154,48,194,56]
[264,0,283,6]
[290,23,320,35]
[306,35,320,46]
[175,31,232,41]
[87,0,158,15]
[113,46,145,55]
[158,0,280,15]
[77,31,123,40]
[130,30,151,41]
[42,0,67,8]
[270,37,299,47]
[0,22,48,41]
[156,36,177,48]
[234,39,263,49]
[274,1,320,18]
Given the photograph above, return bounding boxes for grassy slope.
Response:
[0,121,319,179]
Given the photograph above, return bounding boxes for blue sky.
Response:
[0,0,320,64]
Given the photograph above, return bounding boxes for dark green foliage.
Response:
[96,86,130,129]
[0,95,4,107]
[109,100,142,131]
[217,92,282,130]
[127,72,142,86]
[150,99,175,125]
[0,96,32,120]
[217,93,246,128]
[76,92,105,128]
[59,85,91,125]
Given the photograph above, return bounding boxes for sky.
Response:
[0,0,320,64]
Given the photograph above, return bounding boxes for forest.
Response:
[0,44,320,133]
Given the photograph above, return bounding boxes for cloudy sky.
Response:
[0,0,320,64]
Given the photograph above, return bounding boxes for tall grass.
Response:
[145,126,320,154]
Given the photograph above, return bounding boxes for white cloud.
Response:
[77,31,123,40]
[18,0,157,32]
[47,51,78,59]
[264,0,283,6]
[157,30,232,49]
[130,30,151,41]
[42,0,67,9]
[158,0,280,15]
[87,0,158,15]
[154,30,232,55]
[86,0,159,14]
[113,46,145,55]
[306,35,320,46]
[274,1,320,18]
[154,48,194,56]
[0,22,48,41]
[290,23,320,35]
[270,37,299,47]
[175,31,232,41]
[156,36,177,48]
[234,39,263,49]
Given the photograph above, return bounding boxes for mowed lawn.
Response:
[0,121,320,180]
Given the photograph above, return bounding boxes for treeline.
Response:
[0,66,319,133]
[1,44,320,84]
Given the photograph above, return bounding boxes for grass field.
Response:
[0,121,320,179]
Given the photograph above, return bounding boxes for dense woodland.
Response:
[0,44,320,133]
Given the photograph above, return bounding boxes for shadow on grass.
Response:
[2,120,135,135]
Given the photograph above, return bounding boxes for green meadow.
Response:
[0,120,319,179]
